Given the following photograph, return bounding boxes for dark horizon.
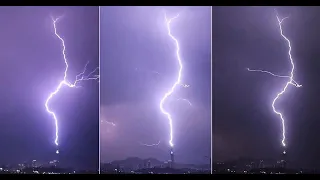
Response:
[101,156,210,166]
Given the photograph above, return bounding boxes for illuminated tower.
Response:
[55,150,60,167]
[170,148,175,168]
[32,160,37,168]
[281,150,287,169]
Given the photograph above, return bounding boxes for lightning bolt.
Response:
[181,84,190,88]
[247,68,301,87]
[159,13,184,148]
[139,140,161,147]
[45,16,99,154]
[101,120,116,127]
[247,11,301,148]
[177,98,192,106]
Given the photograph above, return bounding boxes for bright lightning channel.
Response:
[159,13,184,148]
[45,16,99,154]
[247,12,301,148]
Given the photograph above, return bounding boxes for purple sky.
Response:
[100,6,211,164]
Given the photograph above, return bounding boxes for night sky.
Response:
[100,6,211,165]
[0,6,99,170]
[213,6,320,169]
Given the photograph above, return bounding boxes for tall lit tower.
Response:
[281,150,287,169]
[55,149,60,167]
[170,148,175,168]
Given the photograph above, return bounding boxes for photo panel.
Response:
[100,6,212,174]
[212,6,317,174]
[0,6,99,174]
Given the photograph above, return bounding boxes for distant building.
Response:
[259,160,264,168]
[147,160,151,168]
[250,162,255,169]
[276,160,282,168]
[18,163,25,170]
[281,151,287,168]
[32,160,37,168]
[23,162,28,168]
[161,162,167,168]
[49,160,59,167]
[164,160,170,168]
[115,164,121,173]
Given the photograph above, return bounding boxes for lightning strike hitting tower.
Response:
[247,10,302,158]
[160,12,182,169]
[46,15,99,154]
